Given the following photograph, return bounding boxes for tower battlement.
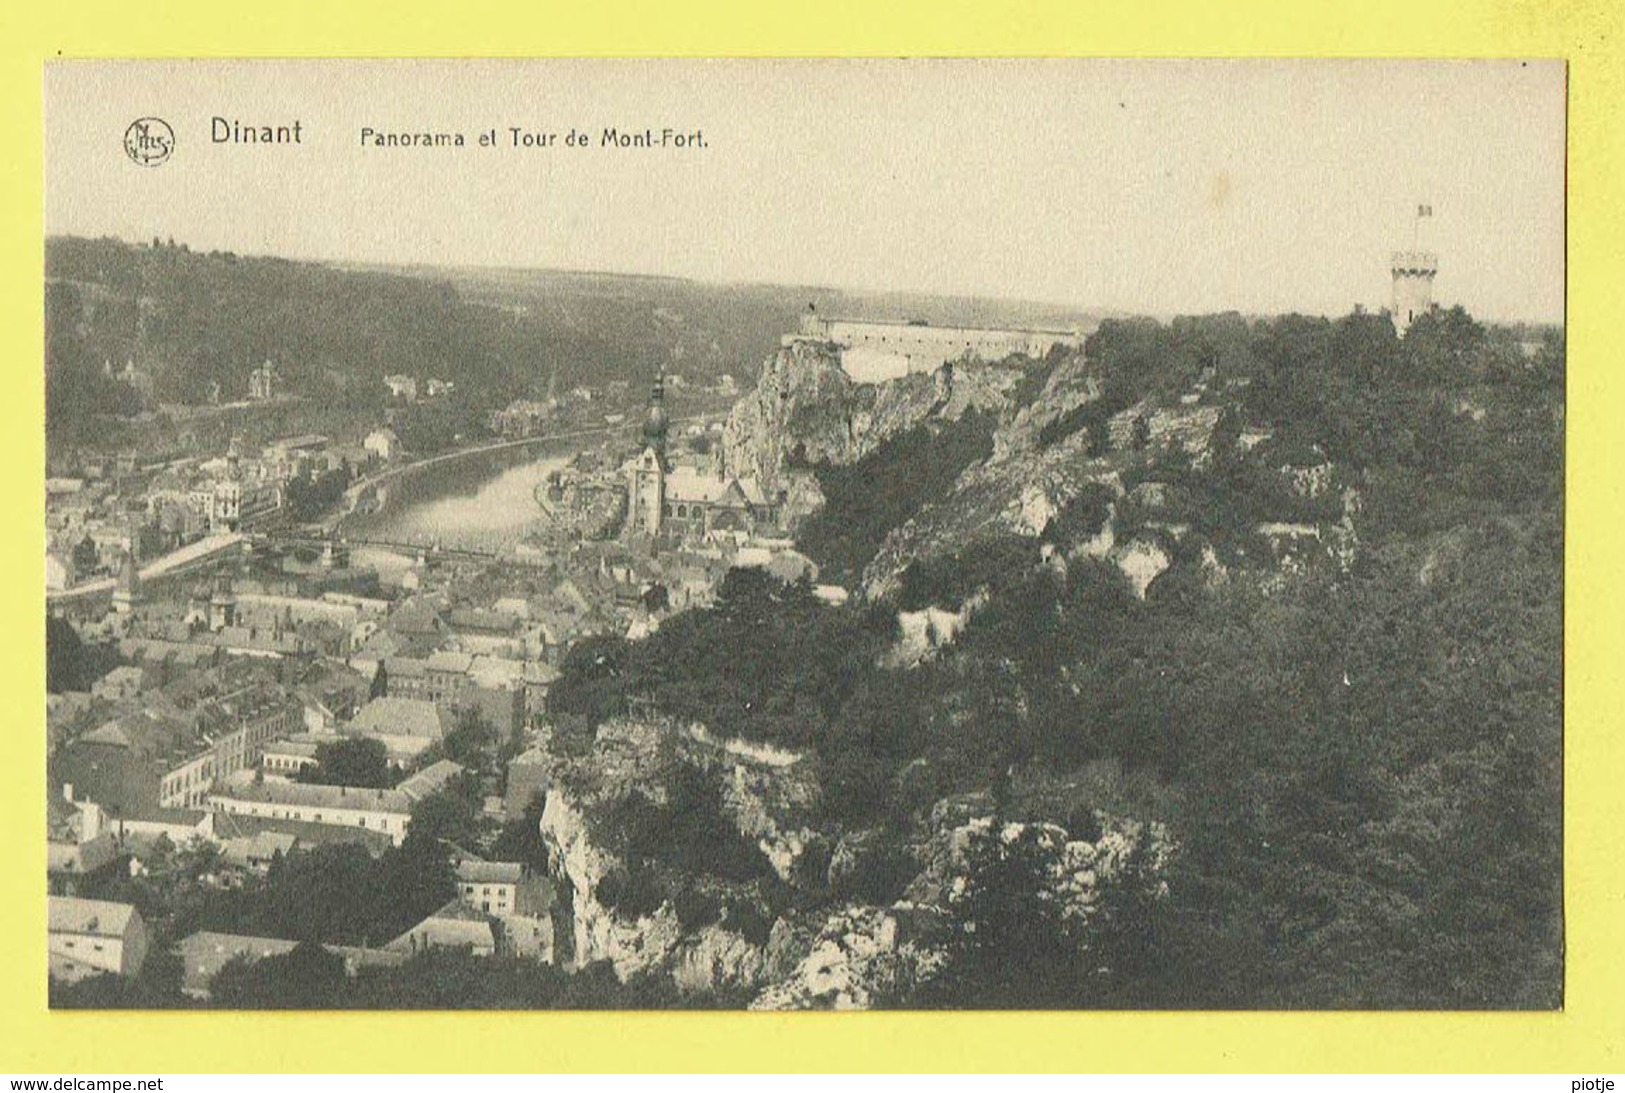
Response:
[1390,250,1439,336]
[1390,251,1438,276]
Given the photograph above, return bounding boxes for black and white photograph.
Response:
[42,59,1565,1011]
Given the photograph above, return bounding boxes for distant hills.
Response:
[44,235,1111,445]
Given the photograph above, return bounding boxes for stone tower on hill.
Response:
[1391,250,1437,336]
[1391,202,1438,336]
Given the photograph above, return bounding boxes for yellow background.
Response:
[3,0,1620,1073]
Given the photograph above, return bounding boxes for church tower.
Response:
[208,571,237,632]
[112,543,141,615]
[626,373,669,538]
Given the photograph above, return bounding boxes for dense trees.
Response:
[47,238,522,420]
[595,760,772,884]
[548,305,1564,1008]
[550,567,893,748]
[162,783,482,951]
[543,485,1561,1010]
[281,465,352,522]
[795,413,996,587]
[439,707,499,769]
[896,534,1042,611]
[46,616,120,693]
[170,842,446,948]
[48,949,188,1010]
[547,635,632,730]
[917,818,1175,1009]
[925,824,1090,1008]
[296,737,395,789]
[1094,512,1561,1008]
[211,943,349,1009]
[44,281,147,445]
[488,793,551,874]
[47,235,1099,452]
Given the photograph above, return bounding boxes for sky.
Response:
[45,59,1566,323]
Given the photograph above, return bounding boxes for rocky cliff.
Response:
[722,337,1349,603]
[537,719,821,993]
[721,340,1028,492]
[540,786,686,980]
[535,717,1175,1008]
[747,791,1174,1009]
[527,332,1370,1006]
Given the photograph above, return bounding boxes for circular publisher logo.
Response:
[124,118,175,166]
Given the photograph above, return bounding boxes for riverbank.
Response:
[335,415,714,554]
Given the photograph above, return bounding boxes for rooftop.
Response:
[176,931,405,994]
[211,810,395,852]
[382,655,427,678]
[387,598,446,635]
[468,655,524,689]
[265,434,329,452]
[447,607,520,633]
[397,759,465,801]
[386,900,497,953]
[209,780,413,814]
[424,650,475,674]
[455,859,524,885]
[665,467,769,507]
[262,739,321,758]
[48,895,140,938]
[347,696,450,740]
[221,830,299,866]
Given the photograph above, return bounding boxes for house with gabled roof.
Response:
[176,931,404,998]
[397,758,464,802]
[48,896,149,981]
[220,830,298,872]
[387,900,497,957]
[342,695,452,764]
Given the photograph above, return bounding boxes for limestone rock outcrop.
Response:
[721,340,1025,495]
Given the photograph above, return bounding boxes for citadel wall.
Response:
[785,315,1082,384]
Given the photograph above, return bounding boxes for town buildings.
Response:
[43,352,787,999]
[186,440,284,533]
[176,932,404,999]
[489,399,555,438]
[50,679,302,815]
[205,781,417,845]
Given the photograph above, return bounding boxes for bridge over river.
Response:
[252,531,499,563]
[50,413,722,610]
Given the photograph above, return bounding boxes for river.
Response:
[342,441,574,557]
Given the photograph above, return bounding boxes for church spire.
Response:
[641,370,669,460]
[626,370,669,540]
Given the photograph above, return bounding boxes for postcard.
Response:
[41,58,1565,1014]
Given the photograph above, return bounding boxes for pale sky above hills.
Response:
[46,59,1565,323]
